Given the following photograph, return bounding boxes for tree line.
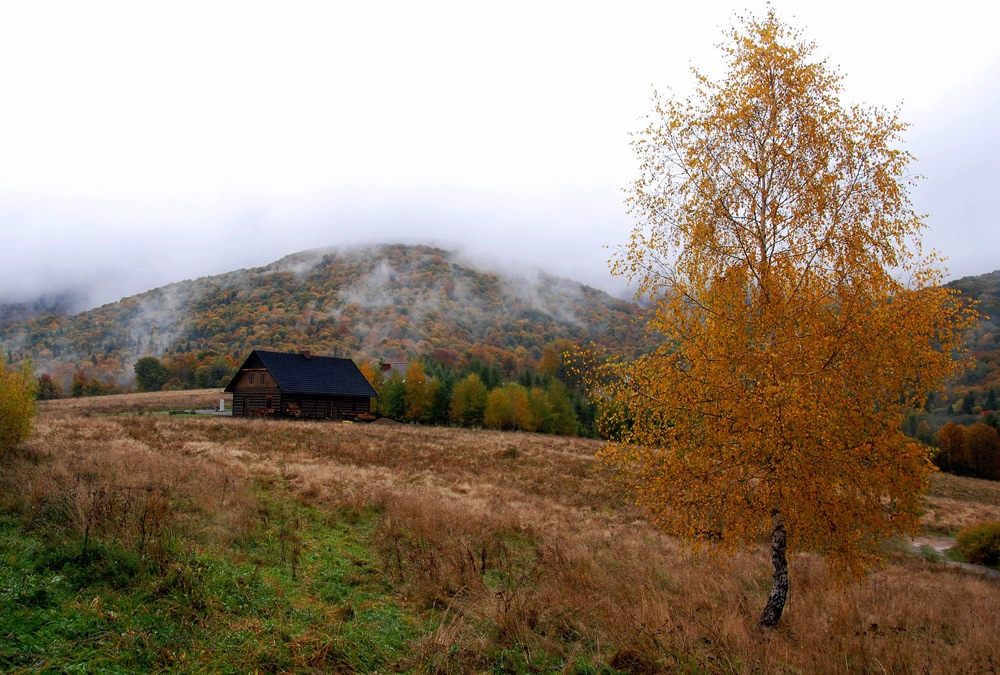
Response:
[360,360,584,436]
[34,351,240,400]
[934,421,1000,480]
[901,388,1000,480]
[33,342,595,438]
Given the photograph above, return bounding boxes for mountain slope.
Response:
[946,269,1000,396]
[1,244,653,386]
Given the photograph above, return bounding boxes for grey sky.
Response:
[1,1,998,309]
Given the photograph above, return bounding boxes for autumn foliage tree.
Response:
[935,422,969,474]
[357,360,383,413]
[35,373,63,400]
[484,385,518,430]
[404,361,437,424]
[966,423,1000,480]
[592,12,977,627]
[937,421,1000,479]
[0,360,37,455]
[450,373,488,427]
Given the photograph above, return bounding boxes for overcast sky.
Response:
[1,1,998,309]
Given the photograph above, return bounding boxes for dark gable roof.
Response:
[225,350,378,397]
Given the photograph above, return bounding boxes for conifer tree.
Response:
[380,371,407,421]
[986,388,997,412]
[963,391,976,415]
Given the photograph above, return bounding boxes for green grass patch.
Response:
[0,495,422,673]
[918,544,944,563]
[943,546,966,563]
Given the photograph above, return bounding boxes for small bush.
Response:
[0,360,36,455]
[955,520,1000,568]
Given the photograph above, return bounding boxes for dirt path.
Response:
[907,535,1000,581]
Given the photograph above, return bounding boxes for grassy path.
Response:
[0,497,423,673]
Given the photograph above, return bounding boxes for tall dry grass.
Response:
[3,411,258,560]
[923,472,1000,534]
[36,388,230,417]
[5,395,1000,673]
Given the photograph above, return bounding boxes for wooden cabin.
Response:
[225,349,378,420]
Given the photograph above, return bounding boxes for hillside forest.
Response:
[3,245,653,438]
[2,245,1000,467]
[898,269,1000,480]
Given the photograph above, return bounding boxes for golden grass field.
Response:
[7,390,1000,673]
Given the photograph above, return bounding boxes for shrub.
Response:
[0,360,36,454]
[956,521,1000,568]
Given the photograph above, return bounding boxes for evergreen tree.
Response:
[70,371,88,398]
[380,372,407,421]
[431,376,454,425]
[543,381,578,436]
[135,356,171,392]
[962,391,976,415]
[36,373,63,400]
[469,360,503,390]
[985,412,999,432]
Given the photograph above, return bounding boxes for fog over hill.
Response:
[0,243,654,387]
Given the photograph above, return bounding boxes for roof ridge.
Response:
[225,349,377,397]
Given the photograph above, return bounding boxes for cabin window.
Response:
[248,373,255,384]
[261,373,267,384]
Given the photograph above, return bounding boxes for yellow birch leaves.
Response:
[595,12,977,578]
[0,360,37,455]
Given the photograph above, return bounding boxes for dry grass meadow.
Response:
[3,390,1000,673]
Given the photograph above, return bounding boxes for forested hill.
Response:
[0,244,654,389]
[948,269,1000,324]
[945,269,1000,400]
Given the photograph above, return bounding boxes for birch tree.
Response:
[595,12,977,627]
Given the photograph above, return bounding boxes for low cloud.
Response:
[0,186,634,313]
